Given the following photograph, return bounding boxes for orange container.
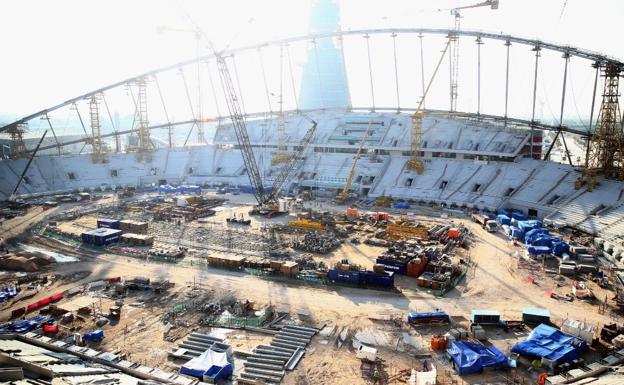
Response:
[448,228,461,238]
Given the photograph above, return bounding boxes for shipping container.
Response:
[471,309,501,325]
[359,271,395,289]
[327,269,360,285]
[81,228,123,246]
[406,257,429,278]
[522,307,550,325]
[375,257,410,275]
[97,218,120,229]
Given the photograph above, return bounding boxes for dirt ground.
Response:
[2,193,623,385]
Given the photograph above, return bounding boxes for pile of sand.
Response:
[0,252,54,272]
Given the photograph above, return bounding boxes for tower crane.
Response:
[406,40,451,174]
[447,0,499,111]
[335,120,373,204]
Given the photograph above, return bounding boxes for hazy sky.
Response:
[1,0,622,123]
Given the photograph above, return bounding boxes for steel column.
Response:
[504,40,511,125]
[530,45,541,159]
[364,34,375,111]
[391,32,400,112]
[419,33,426,109]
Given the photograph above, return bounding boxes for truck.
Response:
[471,213,498,232]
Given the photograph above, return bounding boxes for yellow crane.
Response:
[335,120,374,204]
[406,40,450,174]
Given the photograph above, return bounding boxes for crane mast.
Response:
[214,54,269,204]
[336,120,373,204]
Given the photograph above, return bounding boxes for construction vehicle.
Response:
[226,213,251,226]
[287,218,325,231]
[471,213,498,232]
[334,120,373,205]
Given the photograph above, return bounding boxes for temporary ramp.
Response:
[447,341,508,375]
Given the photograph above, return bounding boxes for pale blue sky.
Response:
[0,0,621,124]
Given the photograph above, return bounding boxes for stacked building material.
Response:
[239,325,317,384]
[292,232,341,254]
[119,220,148,234]
[120,233,154,246]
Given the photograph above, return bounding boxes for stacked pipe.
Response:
[239,325,318,384]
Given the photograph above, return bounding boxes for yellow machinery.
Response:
[376,195,393,208]
[406,41,451,174]
[386,224,429,240]
[288,218,325,231]
[335,120,374,204]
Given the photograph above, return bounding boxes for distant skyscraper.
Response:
[298,0,351,110]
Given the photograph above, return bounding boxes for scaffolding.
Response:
[8,123,28,159]
[578,62,624,191]
[88,94,107,163]
[134,77,151,159]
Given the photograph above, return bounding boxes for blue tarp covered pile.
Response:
[180,349,233,382]
[0,287,18,303]
[511,324,587,364]
[0,315,48,334]
[511,212,528,221]
[83,330,104,341]
[447,341,508,375]
[158,185,201,194]
[393,202,410,209]
[523,228,569,256]
[407,311,450,324]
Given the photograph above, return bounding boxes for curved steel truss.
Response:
[1,27,620,151]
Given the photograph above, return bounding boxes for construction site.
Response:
[1,0,624,384]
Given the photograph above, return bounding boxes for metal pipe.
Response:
[392,32,400,111]
[476,37,483,115]
[585,62,601,167]
[530,45,541,159]
[504,40,511,125]
[365,34,375,111]
[419,33,426,109]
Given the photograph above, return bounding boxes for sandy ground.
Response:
[2,194,623,384]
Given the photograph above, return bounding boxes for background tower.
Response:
[298,0,351,110]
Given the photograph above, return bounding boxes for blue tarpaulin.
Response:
[511,212,528,221]
[407,311,450,324]
[0,287,18,303]
[180,349,233,381]
[0,315,48,334]
[524,228,549,244]
[447,341,508,375]
[552,241,570,257]
[511,324,587,364]
[527,245,551,255]
[83,330,104,341]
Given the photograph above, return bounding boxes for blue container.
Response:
[511,211,528,221]
[375,257,410,275]
[496,214,511,226]
[97,218,120,229]
[82,228,122,246]
[510,227,523,240]
[328,269,360,285]
[360,271,395,288]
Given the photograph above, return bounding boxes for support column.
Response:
[530,45,541,159]
[89,94,107,163]
[581,62,624,190]
[364,34,375,112]
[135,77,151,158]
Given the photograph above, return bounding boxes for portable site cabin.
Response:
[471,310,501,325]
[522,307,550,326]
